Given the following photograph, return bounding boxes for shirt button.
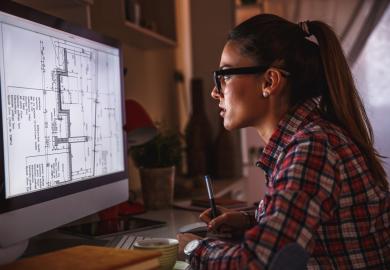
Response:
[255,161,261,167]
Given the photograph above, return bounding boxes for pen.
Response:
[204,175,219,218]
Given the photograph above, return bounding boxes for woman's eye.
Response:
[223,75,232,81]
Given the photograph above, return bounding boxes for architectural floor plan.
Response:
[0,18,124,198]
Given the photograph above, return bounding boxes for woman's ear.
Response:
[260,68,285,97]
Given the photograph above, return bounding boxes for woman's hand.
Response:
[199,206,250,234]
[177,233,202,261]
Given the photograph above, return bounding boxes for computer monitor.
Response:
[0,1,128,263]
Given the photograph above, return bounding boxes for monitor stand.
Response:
[0,240,28,265]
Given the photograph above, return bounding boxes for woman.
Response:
[178,14,390,269]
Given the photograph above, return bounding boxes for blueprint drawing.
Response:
[0,21,124,198]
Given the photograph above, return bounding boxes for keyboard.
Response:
[106,234,150,249]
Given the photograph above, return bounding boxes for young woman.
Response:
[178,14,390,269]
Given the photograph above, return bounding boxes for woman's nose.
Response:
[211,86,220,100]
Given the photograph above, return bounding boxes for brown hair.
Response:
[229,14,388,190]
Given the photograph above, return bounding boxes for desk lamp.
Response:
[99,99,158,220]
[125,99,158,146]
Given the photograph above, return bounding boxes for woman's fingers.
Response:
[199,206,231,222]
[199,208,212,223]
[216,206,229,213]
[200,207,243,233]
[208,212,229,231]
[208,211,246,232]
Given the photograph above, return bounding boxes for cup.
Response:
[133,238,179,270]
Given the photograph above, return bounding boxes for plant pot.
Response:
[139,166,175,210]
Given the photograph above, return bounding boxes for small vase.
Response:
[139,166,175,210]
[185,78,213,178]
[213,118,238,178]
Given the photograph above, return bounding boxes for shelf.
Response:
[90,0,176,49]
[124,21,176,49]
[13,0,93,9]
[13,0,93,28]
[236,4,261,9]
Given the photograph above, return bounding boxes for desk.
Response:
[24,177,249,257]
[132,208,201,238]
[24,208,201,257]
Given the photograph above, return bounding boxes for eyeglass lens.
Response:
[213,66,269,94]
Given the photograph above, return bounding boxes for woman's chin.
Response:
[223,120,237,131]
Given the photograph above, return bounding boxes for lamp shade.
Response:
[125,99,158,146]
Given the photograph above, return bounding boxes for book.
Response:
[191,196,248,209]
[0,245,161,270]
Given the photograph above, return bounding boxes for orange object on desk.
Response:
[98,201,146,221]
[0,245,161,270]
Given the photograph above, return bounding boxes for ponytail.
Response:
[308,21,388,190]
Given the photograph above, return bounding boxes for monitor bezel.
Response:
[0,1,128,214]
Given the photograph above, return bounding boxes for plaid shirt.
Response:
[190,98,390,269]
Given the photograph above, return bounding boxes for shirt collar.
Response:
[257,98,321,175]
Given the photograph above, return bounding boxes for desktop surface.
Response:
[23,208,201,257]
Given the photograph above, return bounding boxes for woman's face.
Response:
[211,41,269,130]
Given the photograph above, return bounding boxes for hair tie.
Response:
[298,20,319,45]
[298,21,311,37]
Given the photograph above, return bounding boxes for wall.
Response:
[190,0,235,134]
[123,46,179,130]
[189,0,243,178]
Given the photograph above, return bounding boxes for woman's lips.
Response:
[219,108,226,117]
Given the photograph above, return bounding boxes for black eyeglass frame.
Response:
[213,65,290,94]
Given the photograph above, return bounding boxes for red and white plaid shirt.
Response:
[190,98,390,269]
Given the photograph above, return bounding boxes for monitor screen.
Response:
[0,1,128,262]
[1,7,124,200]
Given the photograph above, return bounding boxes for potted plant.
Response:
[129,125,182,209]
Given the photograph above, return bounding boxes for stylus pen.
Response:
[204,175,219,219]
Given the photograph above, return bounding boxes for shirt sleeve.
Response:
[190,135,341,269]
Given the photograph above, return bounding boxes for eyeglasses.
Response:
[213,66,268,94]
[213,65,290,94]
